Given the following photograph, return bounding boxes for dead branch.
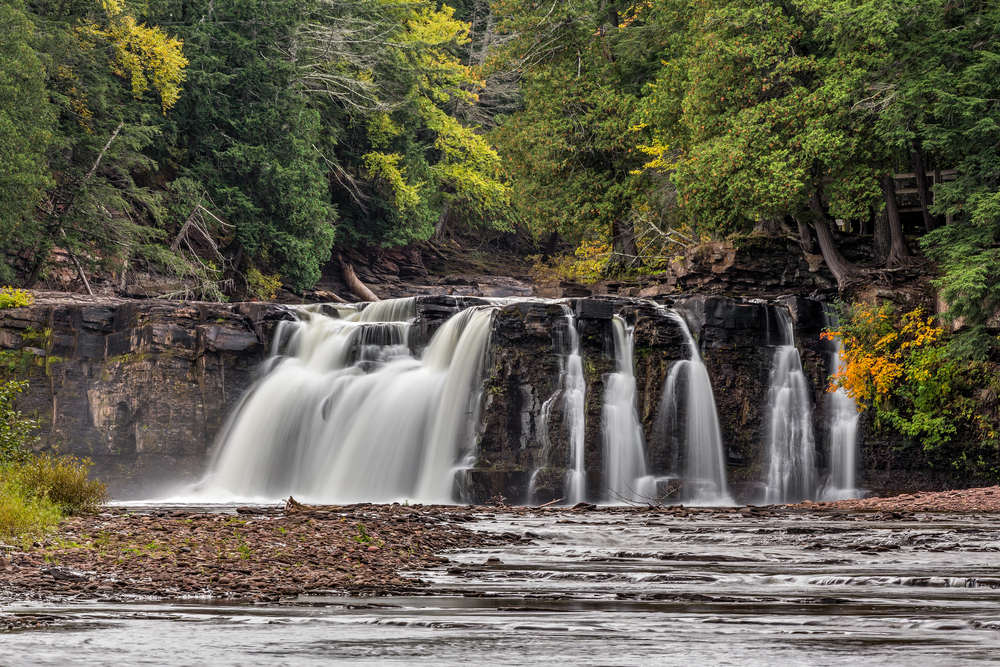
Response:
[59,228,93,296]
[85,122,124,180]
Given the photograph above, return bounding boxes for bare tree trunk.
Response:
[434,204,450,241]
[608,218,641,273]
[337,254,379,302]
[60,228,93,296]
[542,229,559,259]
[881,174,913,267]
[910,142,938,233]
[873,209,890,264]
[85,122,124,180]
[809,192,862,287]
[795,216,816,254]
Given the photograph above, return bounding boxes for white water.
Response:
[661,311,733,506]
[763,308,817,504]
[529,307,589,504]
[821,305,862,500]
[199,298,496,504]
[602,316,653,502]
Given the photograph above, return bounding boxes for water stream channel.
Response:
[3,509,999,666]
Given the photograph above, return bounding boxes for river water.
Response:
[3,510,1000,666]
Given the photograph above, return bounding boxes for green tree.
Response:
[488,0,675,270]
[0,2,55,282]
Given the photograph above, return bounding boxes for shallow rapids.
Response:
[4,510,999,666]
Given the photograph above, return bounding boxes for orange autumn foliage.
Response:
[822,304,943,412]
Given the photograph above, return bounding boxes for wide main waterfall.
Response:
[201,299,496,504]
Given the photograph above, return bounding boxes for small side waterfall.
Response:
[201,298,496,504]
[602,316,652,502]
[529,306,588,504]
[661,311,733,505]
[763,308,817,504]
[821,305,861,500]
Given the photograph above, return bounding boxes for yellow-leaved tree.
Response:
[78,0,188,112]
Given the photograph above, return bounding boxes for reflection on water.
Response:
[3,511,1000,666]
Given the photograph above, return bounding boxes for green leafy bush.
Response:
[0,380,34,465]
[0,379,109,542]
[6,454,110,515]
[0,478,61,542]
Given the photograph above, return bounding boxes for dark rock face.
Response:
[0,292,291,498]
[470,299,691,504]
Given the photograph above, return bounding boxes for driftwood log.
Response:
[337,254,379,302]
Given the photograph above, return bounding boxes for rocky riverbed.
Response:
[785,485,1000,513]
[3,501,1000,666]
[0,503,519,607]
[4,486,1000,614]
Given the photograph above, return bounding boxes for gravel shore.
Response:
[0,503,516,604]
[785,485,1000,513]
[3,488,999,610]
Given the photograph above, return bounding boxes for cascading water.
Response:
[529,306,588,504]
[821,304,861,500]
[660,311,733,505]
[602,316,653,502]
[763,307,817,504]
[200,298,496,504]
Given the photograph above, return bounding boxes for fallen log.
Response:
[337,254,379,302]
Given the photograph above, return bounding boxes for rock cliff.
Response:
[0,293,291,497]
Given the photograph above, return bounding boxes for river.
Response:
[2,509,999,666]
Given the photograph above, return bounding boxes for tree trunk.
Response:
[338,254,379,302]
[608,218,641,273]
[542,229,560,259]
[434,204,450,241]
[910,142,939,233]
[873,209,890,264]
[809,192,862,287]
[795,216,816,254]
[881,173,913,267]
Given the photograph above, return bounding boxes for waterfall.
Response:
[201,298,496,504]
[661,311,733,506]
[763,307,817,504]
[529,306,588,504]
[821,305,861,500]
[602,316,652,502]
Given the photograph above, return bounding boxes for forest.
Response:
[0,0,996,307]
[1,0,999,451]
